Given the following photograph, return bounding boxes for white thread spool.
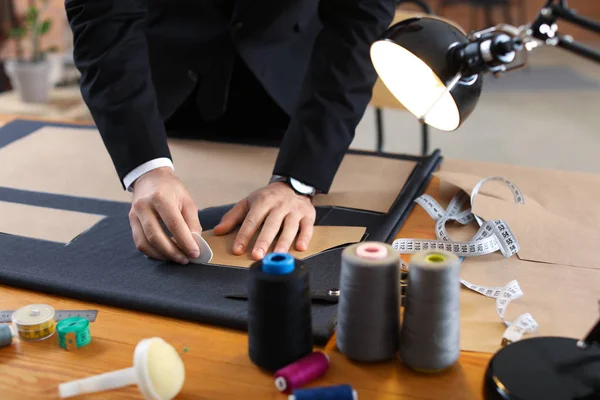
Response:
[399,251,461,372]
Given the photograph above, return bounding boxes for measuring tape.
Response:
[57,317,92,350]
[0,309,98,324]
[393,176,538,345]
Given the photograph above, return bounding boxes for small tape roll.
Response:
[57,317,91,350]
[11,304,56,342]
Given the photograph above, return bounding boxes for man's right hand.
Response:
[129,167,202,264]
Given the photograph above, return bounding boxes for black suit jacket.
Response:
[65,0,395,193]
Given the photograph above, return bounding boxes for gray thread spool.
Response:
[337,242,400,362]
[399,251,461,372]
[0,324,16,348]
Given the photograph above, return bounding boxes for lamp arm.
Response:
[529,1,600,64]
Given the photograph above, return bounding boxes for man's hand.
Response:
[129,167,202,264]
[214,182,316,260]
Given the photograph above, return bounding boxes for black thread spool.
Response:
[248,253,313,372]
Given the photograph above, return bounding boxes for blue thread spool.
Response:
[288,385,358,400]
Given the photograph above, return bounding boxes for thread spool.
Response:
[0,324,16,348]
[11,304,56,341]
[289,385,358,400]
[337,242,400,362]
[274,351,329,394]
[399,251,461,372]
[248,253,313,372]
[57,317,91,350]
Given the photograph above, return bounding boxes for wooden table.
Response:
[0,116,491,400]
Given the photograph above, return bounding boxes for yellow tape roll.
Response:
[11,304,56,341]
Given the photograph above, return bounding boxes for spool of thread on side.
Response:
[0,324,16,348]
[399,251,461,372]
[248,253,313,372]
[337,242,400,362]
[274,351,330,394]
[289,385,358,400]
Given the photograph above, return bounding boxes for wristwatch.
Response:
[269,175,317,197]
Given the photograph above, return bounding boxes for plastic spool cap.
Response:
[274,376,287,392]
[262,253,295,275]
[58,337,185,400]
[356,243,388,260]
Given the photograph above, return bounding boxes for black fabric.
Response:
[0,120,442,345]
[65,0,396,192]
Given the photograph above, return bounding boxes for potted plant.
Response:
[5,0,53,103]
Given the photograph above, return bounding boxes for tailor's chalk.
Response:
[189,232,213,264]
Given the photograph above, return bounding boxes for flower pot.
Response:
[5,59,51,103]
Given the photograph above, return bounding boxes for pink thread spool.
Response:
[356,243,388,260]
[274,351,330,394]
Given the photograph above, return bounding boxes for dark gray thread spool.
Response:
[399,251,461,372]
[0,324,16,348]
[337,242,400,362]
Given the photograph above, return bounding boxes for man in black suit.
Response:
[66,0,395,264]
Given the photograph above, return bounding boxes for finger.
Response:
[295,216,315,251]
[214,199,249,235]
[155,200,199,259]
[182,198,203,235]
[129,213,167,261]
[233,204,271,256]
[139,208,190,264]
[252,210,287,260]
[274,215,301,254]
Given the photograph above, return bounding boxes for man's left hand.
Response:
[213,182,316,260]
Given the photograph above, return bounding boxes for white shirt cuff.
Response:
[123,157,175,192]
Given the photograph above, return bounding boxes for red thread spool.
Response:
[274,351,330,393]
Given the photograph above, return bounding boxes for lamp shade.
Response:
[370,17,482,131]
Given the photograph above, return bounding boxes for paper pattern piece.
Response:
[435,170,600,270]
[0,126,416,213]
[0,201,105,244]
[201,226,366,267]
[459,253,600,353]
[424,159,600,353]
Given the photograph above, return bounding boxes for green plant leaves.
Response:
[9,27,27,39]
[38,19,52,35]
[27,6,39,25]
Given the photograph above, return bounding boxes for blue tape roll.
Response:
[262,253,295,275]
[289,385,357,400]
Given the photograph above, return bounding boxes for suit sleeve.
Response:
[273,0,396,193]
[66,0,171,188]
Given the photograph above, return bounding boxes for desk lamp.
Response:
[370,0,600,131]
[370,1,600,398]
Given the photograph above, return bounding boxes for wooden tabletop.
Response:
[0,116,492,400]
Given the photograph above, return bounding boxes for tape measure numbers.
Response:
[0,309,98,324]
[394,177,538,345]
